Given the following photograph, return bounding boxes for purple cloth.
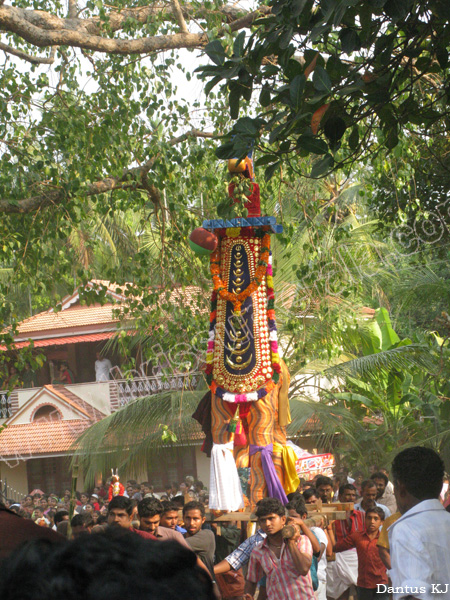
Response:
[249,443,288,504]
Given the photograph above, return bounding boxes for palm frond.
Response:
[324,344,436,379]
[72,390,205,486]
[394,266,450,310]
[288,397,367,463]
[382,428,450,467]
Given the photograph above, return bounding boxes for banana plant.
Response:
[307,309,450,470]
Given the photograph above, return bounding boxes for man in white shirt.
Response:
[388,446,450,600]
[311,524,328,600]
[95,352,112,381]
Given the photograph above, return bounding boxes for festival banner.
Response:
[295,453,335,478]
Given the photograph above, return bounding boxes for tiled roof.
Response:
[0,332,116,351]
[16,303,120,335]
[0,419,92,458]
[13,284,207,340]
[0,385,106,457]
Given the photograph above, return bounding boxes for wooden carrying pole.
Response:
[202,502,353,524]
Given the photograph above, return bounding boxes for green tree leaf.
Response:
[297,135,329,155]
[310,153,334,177]
[289,74,306,111]
[205,40,226,66]
[313,66,332,93]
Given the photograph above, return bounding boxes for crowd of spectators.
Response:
[2,475,209,533]
[1,451,450,600]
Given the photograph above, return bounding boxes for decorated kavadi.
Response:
[191,156,299,510]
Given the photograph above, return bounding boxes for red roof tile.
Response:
[11,283,206,343]
[0,332,116,351]
[0,419,92,457]
[16,303,120,335]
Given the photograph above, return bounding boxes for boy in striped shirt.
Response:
[244,497,315,600]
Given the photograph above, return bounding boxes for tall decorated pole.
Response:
[190,156,299,510]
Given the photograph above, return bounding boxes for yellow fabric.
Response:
[377,511,401,549]
[278,359,291,427]
[273,442,300,495]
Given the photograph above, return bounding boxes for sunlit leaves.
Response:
[198,0,450,180]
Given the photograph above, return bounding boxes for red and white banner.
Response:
[295,453,335,478]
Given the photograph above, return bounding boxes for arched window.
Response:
[32,404,62,422]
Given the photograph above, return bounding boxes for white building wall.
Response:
[0,460,28,499]
[65,382,112,415]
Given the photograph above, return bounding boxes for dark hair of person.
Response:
[286,491,302,503]
[286,496,307,518]
[255,497,286,519]
[361,479,377,492]
[71,514,84,528]
[315,476,333,489]
[108,495,133,515]
[54,510,69,526]
[392,446,445,500]
[302,488,318,502]
[171,496,185,508]
[97,514,108,525]
[0,528,215,600]
[57,521,69,537]
[10,506,26,517]
[138,498,163,518]
[371,471,388,485]
[182,500,205,518]
[161,500,180,515]
[81,512,94,528]
[365,506,385,521]
[339,483,357,497]
[333,474,347,486]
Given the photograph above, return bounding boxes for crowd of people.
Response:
[0,447,449,600]
[3,476,207,531]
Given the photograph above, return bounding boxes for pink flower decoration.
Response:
[235,394,247,403]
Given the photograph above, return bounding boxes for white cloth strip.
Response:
[209,441,245,511]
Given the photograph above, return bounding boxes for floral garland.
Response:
[210,230,271,316]
[205,233,281,402]
[267,251,281,384]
